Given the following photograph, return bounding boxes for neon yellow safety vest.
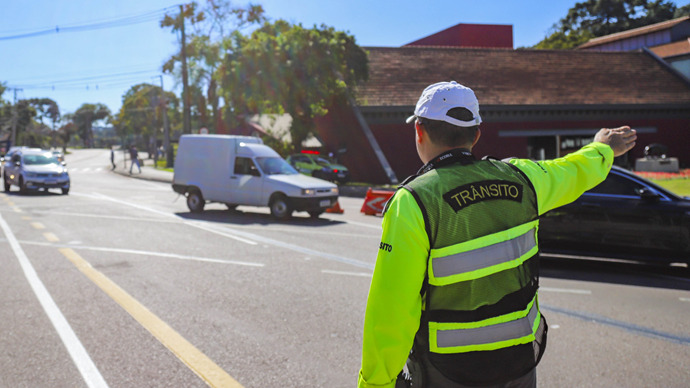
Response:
[403,152,543,385]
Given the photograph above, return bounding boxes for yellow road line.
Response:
[31,222,46,229]
[43,232,60,242]
[58,248,243,388]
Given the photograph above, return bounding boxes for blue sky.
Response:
[1,0,687,117]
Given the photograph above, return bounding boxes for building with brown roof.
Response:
[578,16,690,79]
[313,23,690,184]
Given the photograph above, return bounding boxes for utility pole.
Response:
[10,88,22,147]
[180,4,191,134]
[158,75,173,168]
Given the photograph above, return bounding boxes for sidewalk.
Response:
[110,157,173,184]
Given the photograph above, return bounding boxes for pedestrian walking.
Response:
[129,145,141,174]
[358,81,636,388]
[110,147,116,170]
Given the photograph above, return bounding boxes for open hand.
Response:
[594,126,637,157]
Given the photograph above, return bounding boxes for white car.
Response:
[2,148,70,194]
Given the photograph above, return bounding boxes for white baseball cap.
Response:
[405,81,482,127]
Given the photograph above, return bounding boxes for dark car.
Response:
[286,153,351,183]
[539,166,689,265]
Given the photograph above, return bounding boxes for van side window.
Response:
[234,157,260,176]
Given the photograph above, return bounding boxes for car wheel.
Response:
[62,188,70,195]
[226,204,238,211]
[270,195,292,220]
[187,190,205,213]
[308,210,324,219]
[3,176,10,192]
[19,177,27,194]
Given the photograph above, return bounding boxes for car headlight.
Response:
[61,171,69,177]
[302,188,316,196]
[330,187,339,195]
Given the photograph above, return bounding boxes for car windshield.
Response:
[315,157,332,166]
[23,154,60,165]
[256,157,298,175]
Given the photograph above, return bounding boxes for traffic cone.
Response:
[326,200,344,214]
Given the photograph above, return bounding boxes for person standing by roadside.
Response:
[358,81,636,388]
[129,145,141,174]
[110,146,116,170]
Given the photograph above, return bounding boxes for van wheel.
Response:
[187,190,205,213]
[270,195,292,220]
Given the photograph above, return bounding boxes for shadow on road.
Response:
[3,189,66,196]
[540,254,690,291]
[175,208,346,227]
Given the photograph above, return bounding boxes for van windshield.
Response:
[256,157,298,175]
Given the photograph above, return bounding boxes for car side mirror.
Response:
[14,161,20,167]
[61,161,66,166]
[636,187,661,202]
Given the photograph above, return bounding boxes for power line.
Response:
[7,64,161,84]
[10,70,162,89]
[0,4,181,41]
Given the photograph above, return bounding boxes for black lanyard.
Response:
[418,148,475,175]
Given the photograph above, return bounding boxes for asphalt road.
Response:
[0,149,688,388]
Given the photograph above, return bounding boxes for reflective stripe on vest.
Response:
[429,295,540,354]
[429,221,538,286]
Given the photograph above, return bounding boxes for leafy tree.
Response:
[112,83,179,149]
[11,100,40,146]
[72,103,110,148]
[161,1,265,134]
[57,119,76,154]
[28,98,60,148]
[218,20,368,150]
[675,3,690,17]
[535,0,680,49]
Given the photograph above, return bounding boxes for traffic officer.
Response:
[358,81,637,388]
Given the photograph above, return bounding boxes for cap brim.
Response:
[405,115,416,124]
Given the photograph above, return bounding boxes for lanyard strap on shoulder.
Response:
[419,148,475,175]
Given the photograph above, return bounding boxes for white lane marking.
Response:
[91,193,373,269]
[203,223,374,269]
[331,219,382,230]
[184,221,258,245]
[21,240,264,267]
[25,211,179,224]
[0,214,109,388]
[321,269,372,278]
[680,297,690,303]
[88,193,257,244]
[540,287,592,295]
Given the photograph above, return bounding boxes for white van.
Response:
[172,135,339,219]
